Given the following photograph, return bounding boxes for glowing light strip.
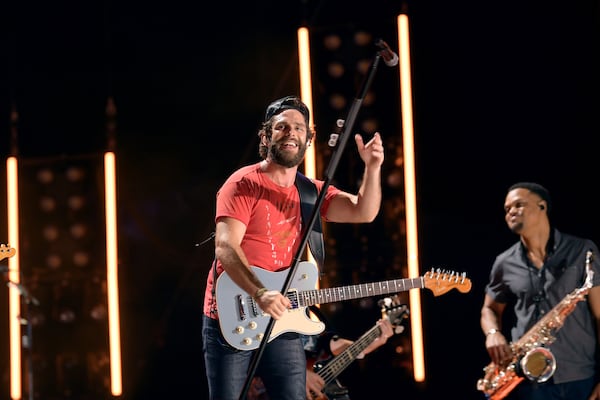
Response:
[397,13,426,382]
[298,27,316,180]
[7,156,21,399]
[297,26,318,269]
[104,152,122,395]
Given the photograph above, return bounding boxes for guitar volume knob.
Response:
[248,321,257,329]
[235,326,244,334]
[242,337,252,346]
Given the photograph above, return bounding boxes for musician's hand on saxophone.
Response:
[485,328,512,367]
[482,297,513,367]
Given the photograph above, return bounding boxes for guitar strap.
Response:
[295,172,325,273]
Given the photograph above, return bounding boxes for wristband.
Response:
[485,328,499,337]
[254,287,268,300]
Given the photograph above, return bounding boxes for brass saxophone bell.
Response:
[518,347,556,383]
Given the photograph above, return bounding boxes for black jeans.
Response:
[514,376,595,400]
[202,314,306,400]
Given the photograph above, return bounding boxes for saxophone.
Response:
[477,250,595,400]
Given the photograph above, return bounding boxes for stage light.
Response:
[69,223,87,239]
[37,168,54,184]
[65,166,85,182]
[39,196,56,212]
[328,93,347,110]
[327,62,345,78]
[353,31,372,46]
[46,254,62,269]
[67,195,85,211]
[42,225,59,241]
[72,251,89,267]
[323,34,342,50]
[360,118,378,134]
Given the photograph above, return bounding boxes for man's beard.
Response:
[268,141,307,168]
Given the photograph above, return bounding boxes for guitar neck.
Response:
[299,277,424,307]
[318,325,382,384]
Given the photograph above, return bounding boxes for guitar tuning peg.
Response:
[377,297,392,308]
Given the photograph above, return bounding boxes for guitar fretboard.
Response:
[319,325,381,384]
[297,277,424,307]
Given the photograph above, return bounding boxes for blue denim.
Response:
[202,314,307,400]
[514,376,595,400]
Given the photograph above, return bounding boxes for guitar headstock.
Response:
[379,295,409,330]
[423,268,472,296]
[0,244,16,261]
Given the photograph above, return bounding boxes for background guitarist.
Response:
[304,306,394,400]
[248,306,395,400]
[201,95,385,400]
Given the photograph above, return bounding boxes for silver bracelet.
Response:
[485,328,499,337]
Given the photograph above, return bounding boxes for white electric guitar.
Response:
[216,261,471,350]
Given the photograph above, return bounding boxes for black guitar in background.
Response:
[248,295,409,400]
[309,295,409,400]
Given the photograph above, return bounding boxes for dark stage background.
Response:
[1,0,599,399]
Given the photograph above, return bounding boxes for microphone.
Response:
[375,39,399,67]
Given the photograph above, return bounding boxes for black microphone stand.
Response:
[238,40,392,400]
[5,273,38,400]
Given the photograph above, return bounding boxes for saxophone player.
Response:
[480,182,600,400]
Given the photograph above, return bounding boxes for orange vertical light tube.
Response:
[297,26,316,180]
[7,156,22,399]
[104,151,122,395]
[397,13,426,382]
[297,26,319,270]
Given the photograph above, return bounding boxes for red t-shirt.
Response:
[203,162,340,319]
